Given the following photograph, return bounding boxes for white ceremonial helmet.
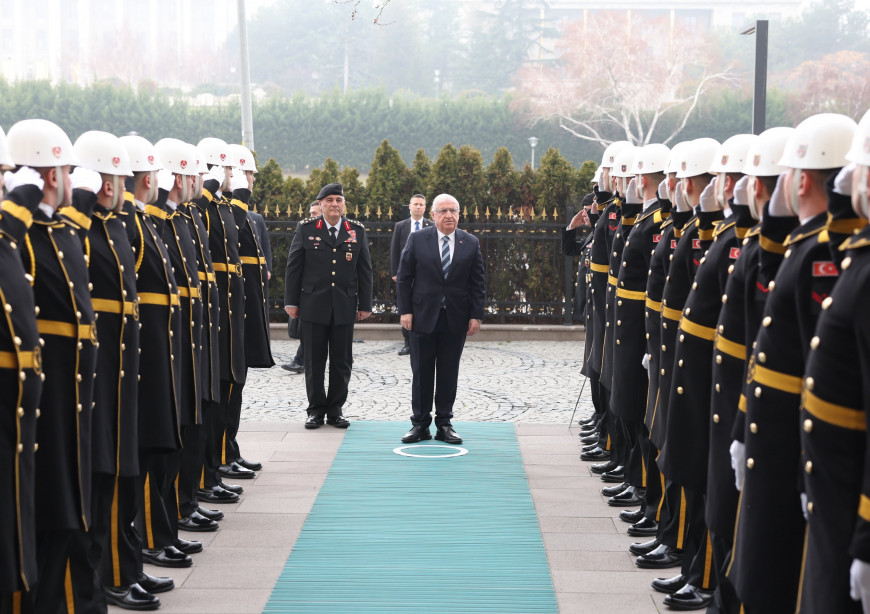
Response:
[741,127,796,220]
[709,134,757,207]
[7,119,78,206]
[228,143,257,173]
[846,109,870,219]
[197,137,232,167]
[120,134,161,204]
[73,131,134,177]
[600,140,633,169]
[155,138,199,176]
[635,144,671,175]
[0,125,13,170]
[675,138,721,179]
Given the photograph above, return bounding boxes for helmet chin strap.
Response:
[56,165,68,207]
[716,173,727,209]
[111,176,123,210]
[635,175,644,202]
[789,169,802,217]
[181,176,192,204]
[857,165,869,220]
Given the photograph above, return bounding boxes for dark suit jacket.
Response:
[284,215,373,326]
[390,216,434,277]
[396,226,485,335]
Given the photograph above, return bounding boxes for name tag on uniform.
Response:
[729,248,741,259]
[812,261,838,277]
[692,239,701,249]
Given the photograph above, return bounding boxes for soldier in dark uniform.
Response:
[581,141,632,467]
[705,128,796,614]
[7,119,99,613]
[656,134,756,611]
[0,151,45,613]
[639,138,722,596]
[608,145,670,530]
[60,131,152,611]
[798,113,870,613]
[194,137,247,504]
[220,144,274,477]
[284,183,373,428]
[729,113,859,614]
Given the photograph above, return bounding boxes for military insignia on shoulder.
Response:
[346,218,365,230]
[301,216,318,223]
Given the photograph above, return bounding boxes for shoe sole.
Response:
[662,597,713,610]
[140,582,175,595]
[304,423,323,429]
[608,499,643,507]
[141,558,192,569]
[104,595,160,611]
[627,527,659,537]
[434,436,462,444]
[178,524,219,533]
[635,557,683,569]
[600,475,626,483]
[195,495,239,504]
[651,581,686,595]
[218,472,255,479]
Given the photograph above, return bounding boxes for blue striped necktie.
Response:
[441,236,450,279]
[415,220,420,232]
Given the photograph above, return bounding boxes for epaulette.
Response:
[299,216,319,224]
[712,220,737,238]
[346,218,365,229]
[145,205,168,220]
[744,225,762,238]
[840,235,870,251]
[636,206,661,223]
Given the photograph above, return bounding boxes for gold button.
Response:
[617,300,623,306]
[76,374,83,382]
[36,409,40,418]
[805,461,813,474]
[678,359,684,367]
[685,308,691,316]
[728,264,734,274]
[332,271,336,276]
[662,345,667,352]
[810,336,819,350]
[803,419,813,433]
[331,282,335,287]
[762,316,772,327]
[17,443,23,453]
[750,423,758,434]
[784,249,792,258]
[715,383,720,392]
[332,260,336,264]
[807,501,814,514]
[17,407,24,417]
[677,386,684,395]
[661,369,666,376]
[692,282,697,290]
[713,414,720,423]
[822,297,833,310]
[805,377,814,391]
[77,403,82,413]
[4,304,11,313]
[679,334,685,342]
[754,386,762,398]
[718,325,724,334]
[758,352,767,364]
[746,458,755,469]
[663,322,668,329]
[616,340,621,345]
[716,355,722,364]
[617,320,622,326]
[769,281,775,291]
[842,257,852,270]
[722,294,728,303]
[33,443,38,452]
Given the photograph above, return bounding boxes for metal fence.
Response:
[265,219,589,325]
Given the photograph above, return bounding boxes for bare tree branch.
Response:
[333,0,393,25]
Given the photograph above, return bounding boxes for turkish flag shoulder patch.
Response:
[692,239,701,249]
[812,261,838,277]
[729,248,741,259]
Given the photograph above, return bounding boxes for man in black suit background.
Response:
[390,194,434,355]
[284,183,373,429]
[396,193,486,445]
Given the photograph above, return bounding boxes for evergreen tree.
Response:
[366,140,411,220]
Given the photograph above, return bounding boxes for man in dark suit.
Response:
[284,183,373,429]
[391,194,434,355]
[396,193,486,445]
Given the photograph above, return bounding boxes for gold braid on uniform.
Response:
[134,212,145,273]
[85,237,91,266]
[204,208,210,234]
[24,234,36,286]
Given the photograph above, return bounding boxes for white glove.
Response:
[229,168,248,192]
[3,166,44,192]
[657,179,669,201]
[800,492,809,521]
[156,169,175,192]
[205,165,226,186]
[625,178,643,205]
[835,163,856,196]
[641,353,650,371]
[733,176,751,206]
[70,167,103,193]
[768,173,793,217]
[698,181,719,212]
[729,440,746,491]
[850,559,870,606]
[674,181,691,212]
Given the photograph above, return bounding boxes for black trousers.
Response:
[204,379,242,487]
[657,477,691,552]
[30,529,100,614]
[401,326,409,345]
[641,438,663,523]
[681,489,716,591]
[301,317,354,420]
[178,424,206,518]
[408,310,466,428]
[709,529,741,614]
[135,451,179,551]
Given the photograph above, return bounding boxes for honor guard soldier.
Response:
[608,145,670,530]
[798,109,870,614]
[705,128,796,614]
[124,137,186,602]
[729,113,860,614]
[581,141,632,465]
[194,137,247,505]
[61,131,148,611]
[660,134,756,611]
[640,138,721,589]
[0,130,44,613]
[7,119,99,613]
[220,143,274,478]
[284,182,373,429]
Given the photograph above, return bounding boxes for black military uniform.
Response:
[284,189,373,424]
[706,203,796,614]
[798,222,870,614]
[196,182,246,497]
[221,188,274,467]
[60,189,142,596]
[0,185,44,609]
[127,198,184,560]
[21,199,98,612]
[730,181,865,613]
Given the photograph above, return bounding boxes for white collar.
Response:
[134,198,146,211]
[166,199,178,211]
[38,203,55,218]
[436,228,455,242]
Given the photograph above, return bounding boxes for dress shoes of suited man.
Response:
[178,510,219,532]
[141,546,192,568]
[219,460,256,479]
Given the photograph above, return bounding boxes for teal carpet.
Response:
[264,421,557,613]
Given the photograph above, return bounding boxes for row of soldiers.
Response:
[566,110,870,613]
[0,120,274,613]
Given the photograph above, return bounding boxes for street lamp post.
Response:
[529,136,539,170]
[740,19,769,135]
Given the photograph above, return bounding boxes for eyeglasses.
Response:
[434,208,459,215]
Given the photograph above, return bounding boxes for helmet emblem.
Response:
[753,154,761,166]
[148,155,155,165]
[180,159,188,169]
[112,157,120,167]
[796,145,808,158]
[681,161,687,171]
[220,153,226,162]
[52,146,62,158]
[637,161,644,170]
[240,158,246,165]
[621,164,627,173]
[721,155,729,165]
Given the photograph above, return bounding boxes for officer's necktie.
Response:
[329,227,337,242]
[414,220,420,232]
[441,235,450,307]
